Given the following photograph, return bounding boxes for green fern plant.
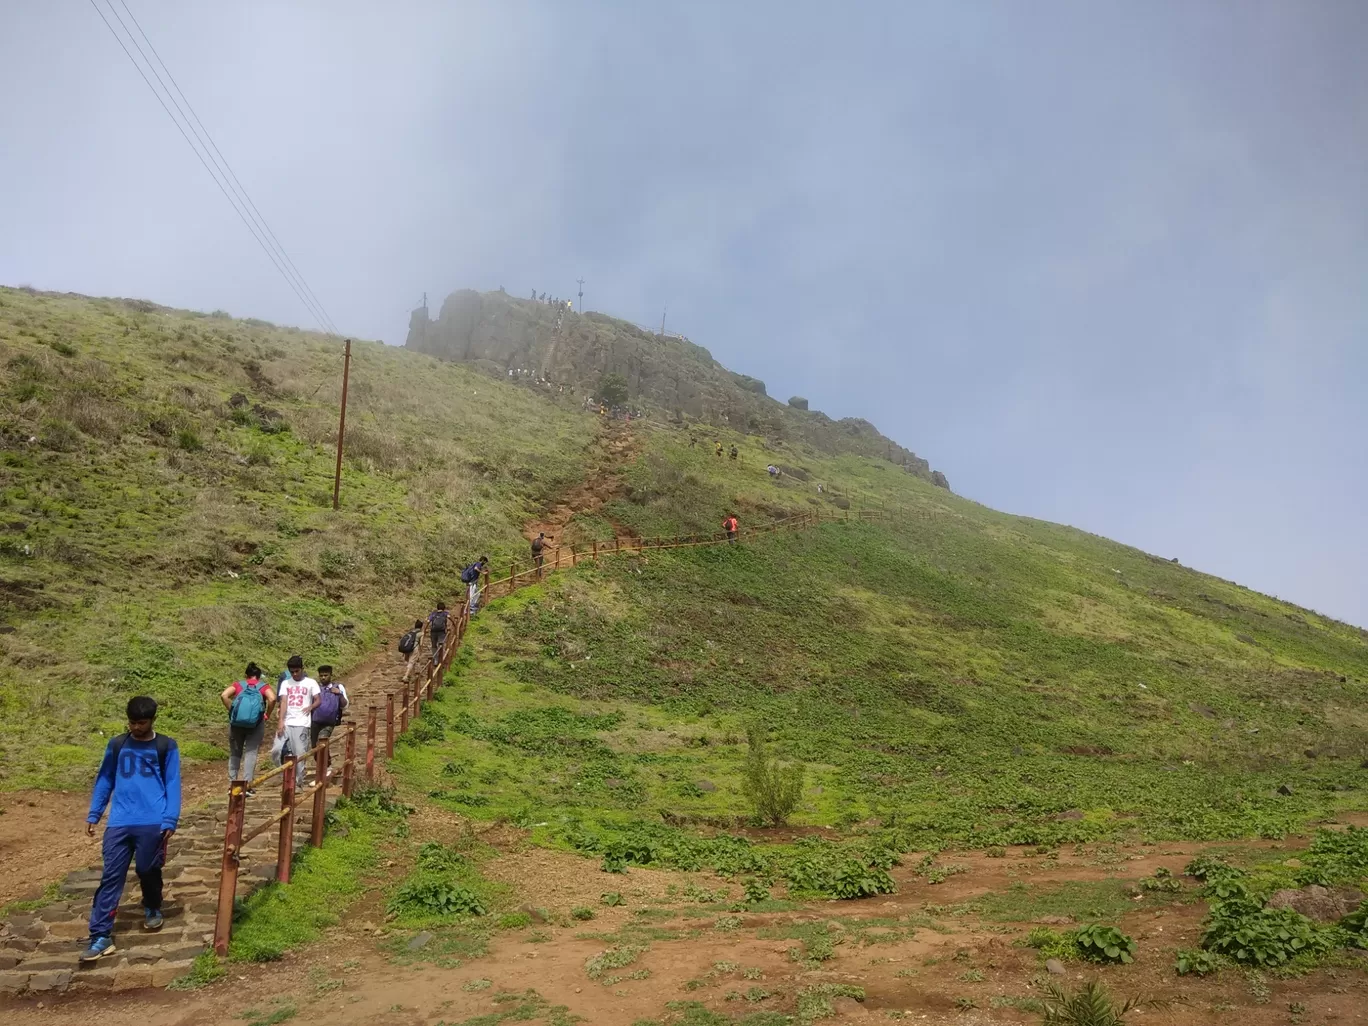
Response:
[1041,980,1151,1026]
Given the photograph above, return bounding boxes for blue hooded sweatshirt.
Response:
[87,733,182,832]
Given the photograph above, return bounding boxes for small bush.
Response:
[584,944,643,979]
[1139,868,1181,892]
[743,878,770,904]
[600,892,624,907]
[387,879,486,919]
[741,727,804,827]
[1342,901,1368,948]
[1040,981,1149,1026]
[571,906,595,921]
[415,842,465,873]
[1021,927,1078,962]
[1200,904,1336,967]
[176,428,203,452]
[1174,948,1225,976]
[1074,924,1136,964]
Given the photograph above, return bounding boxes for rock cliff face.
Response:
[407,289,947,486]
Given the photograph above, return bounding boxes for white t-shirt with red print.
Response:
[279,677,320,728]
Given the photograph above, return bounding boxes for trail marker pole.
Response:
[400,685,410,733]
[366,706,376,781]
[331,340,351,510]
[343,724,356,797]
[213,782,246,956]
[385,693,395,758]
[310,745,328,848]
[277,764,296,884]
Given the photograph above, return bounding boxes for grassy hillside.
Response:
[0,287,595,785]
[397,476,1368,848]
[3,285,1365,854]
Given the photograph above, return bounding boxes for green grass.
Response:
[975,880,1146,923]
[227,790,400,962]
[167,951,227,991]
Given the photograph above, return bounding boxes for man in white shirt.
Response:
[276,655,319,785]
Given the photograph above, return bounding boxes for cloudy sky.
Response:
[3,1,1365,627]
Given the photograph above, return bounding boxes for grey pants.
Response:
[282,724,312,784]
[430,630,447,668]
[228,719,267,783]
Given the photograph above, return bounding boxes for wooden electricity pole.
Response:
[332,339,351,510]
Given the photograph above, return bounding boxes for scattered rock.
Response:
[1046,959,1066,975]
[695,780,717,793]
[1304,749,1318,760]
[406,932,434,951]
[1277,784,1293,796]
[228,393,249,408]
[1188,703,1217,719]
[1266,886,1364,923]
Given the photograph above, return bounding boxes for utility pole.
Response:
[332,339,352,510]
[576,278,584,313]
[659,306,667,341]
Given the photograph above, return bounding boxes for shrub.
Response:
[1139,868,1181,892]
[176,428,203,452]
[741,727,804,827]
[1200,904,1336,967]
[1073,924,1136,964]
[1174,948,1224,976]
[600,892,624,907]
[743,878,770,904]
[571,906,595,921]
[415,842,465,873]
[387,879,486,919]
[597,373,628,407]
[1021,927,1078,961]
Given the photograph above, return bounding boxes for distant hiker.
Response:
[689,434,697,448]
[428,602,451,668]
[724,514,739,544]
[729,445,738,461]
[767,464,779,477]
[310,665,349,752]
[816,483,824,494]
[532,532,547,572]
[599,404,607,416]
[715,441,723,457]
[399,618,424,684]
[221,662,276,791]
[531,288,537,300]
[462,556,490,614]
[276,656,319,785]
[80,696,181,963]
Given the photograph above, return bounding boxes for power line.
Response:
[110,0,339,336]
[86,0,338,335]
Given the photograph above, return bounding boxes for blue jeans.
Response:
[89,825,166,937]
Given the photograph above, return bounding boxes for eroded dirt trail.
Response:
[523,421,638,546]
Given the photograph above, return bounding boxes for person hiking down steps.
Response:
[462,555,489,615]
[729,444,738,461]
[310,665,349,753]
[276,655,319,786]
[531,532,547,574]
[80,696,181,962]
[724,514,739,544]
[399,618,424,684]
[428,602,451,669]
[221,663,276,794]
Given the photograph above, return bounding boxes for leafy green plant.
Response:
[1040,981,1151,1026]
[1341,901,1368,948]
[387,879,487,918]
[571,906,596,921]
[1174,949,1225,976]
[1200,903,1337,967]
[1073,924,1136,964]
[415,841,466,873]
[741,727,804,827]
[1021,927,1079,962]
[1139,868,1181,893]
[743,877,770,904]
[584,944,644,980]
[600,892,625,907]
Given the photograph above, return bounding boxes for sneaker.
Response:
[244,788,257,799]
[143,908,164,932]
[80,935,116,961]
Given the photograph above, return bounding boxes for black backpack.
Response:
[398,629,419,655]
[460,562,482,585]
[430,610,449,633]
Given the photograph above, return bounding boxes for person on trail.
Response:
[462,556,490,614]
[767,464,779,477]
[428,602,451,668]
[729,444,738,461]
[399,618,424,684]
[689,434,697,448]
[80,696,181,963]
[724,514,739,544]
[599,403,607,416]
[276,656,319,786]
[310,665,349,752]
[221,662,276,792]
[532,532,547,573]
[715,441,723,457]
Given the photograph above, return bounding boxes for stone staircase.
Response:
[0,781,332,996]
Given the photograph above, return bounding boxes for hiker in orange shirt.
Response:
[723,514,739,544]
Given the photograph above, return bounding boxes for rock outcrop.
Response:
[407,290,947,486]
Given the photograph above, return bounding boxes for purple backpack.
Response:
[314,684,344,725]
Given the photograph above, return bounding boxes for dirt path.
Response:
[524,421,637,547]
[8,826,1367,1024]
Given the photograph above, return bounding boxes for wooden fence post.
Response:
[213,781,246,956]
[426,670,435,701]
[365,705,376,782]
[277,763,296,884]
[385,693,395,758]
[571,545,578,566]
[400,685,410,733]
[343,724,356,797]
[310,745,329,848]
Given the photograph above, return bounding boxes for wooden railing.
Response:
[213,504,898,955]
[212,600,472,955]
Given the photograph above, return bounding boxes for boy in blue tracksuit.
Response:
[80,695,181,961]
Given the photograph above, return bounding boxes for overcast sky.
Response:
[3,1,1365,627]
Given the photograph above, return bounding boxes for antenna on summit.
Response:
[576,278,585,313]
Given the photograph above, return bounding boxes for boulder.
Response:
[1265,886,1365,923]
